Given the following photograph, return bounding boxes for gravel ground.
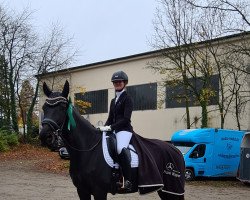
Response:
[0,160,250,200]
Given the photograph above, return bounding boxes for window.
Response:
[127,83,157,111]
[74,89,108,114]
[190,144,206,158]
[172,142,195,156]
[166,75,219,108]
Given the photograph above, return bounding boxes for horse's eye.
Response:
[61,103,67,108]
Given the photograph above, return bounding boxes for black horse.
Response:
[40,80,185,200]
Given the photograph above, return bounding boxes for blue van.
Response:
[171,128,245,181]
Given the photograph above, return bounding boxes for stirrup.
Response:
[123,180,132,191]
[117,178,132,192]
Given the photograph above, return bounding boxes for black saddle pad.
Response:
[131,132,185,195]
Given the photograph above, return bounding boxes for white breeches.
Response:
[115,131,132,154]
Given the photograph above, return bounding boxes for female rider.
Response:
[99,70,134,191]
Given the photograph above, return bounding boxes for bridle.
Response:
[42,96,68,132]
[41,96,101,152]
[41,96,68,149]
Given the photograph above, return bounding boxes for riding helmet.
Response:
[111,71,128,82]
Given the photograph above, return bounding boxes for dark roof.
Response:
[37,31,250,78]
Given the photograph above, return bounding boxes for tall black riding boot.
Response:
[118,147,133,191]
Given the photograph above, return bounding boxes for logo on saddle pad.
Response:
[166,163,174,171]
[164,162,181,178]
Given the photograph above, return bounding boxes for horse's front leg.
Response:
[77,187,91,200]
[93,193,107,200]
[92,186,108,200]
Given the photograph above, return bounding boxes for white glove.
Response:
[97,125,112,132]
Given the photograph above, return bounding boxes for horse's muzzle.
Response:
[39,126,59,151]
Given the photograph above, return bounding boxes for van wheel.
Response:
[185,169,195,181]
[243,182,250,186]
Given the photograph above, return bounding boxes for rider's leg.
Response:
[116,131,132,154]
[118,147,133,191]
[116,131,133,191]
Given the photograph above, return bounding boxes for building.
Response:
[38,32,250,140]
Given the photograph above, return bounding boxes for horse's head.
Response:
[39,80,69,150]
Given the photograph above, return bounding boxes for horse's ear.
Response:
[43,82,52,97]
[62,80,69,98]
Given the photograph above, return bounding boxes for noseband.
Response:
[42,118,61,131]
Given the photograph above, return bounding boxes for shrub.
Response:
[0,137,9,152]
[0,128,19,152]
[4,133,19,146]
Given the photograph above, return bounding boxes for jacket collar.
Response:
[115,90,127,104]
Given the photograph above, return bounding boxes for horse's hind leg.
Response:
[157,191,184,200]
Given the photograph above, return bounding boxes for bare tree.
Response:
[184,0,250,128]
[149,0,199,128]
[185,0,250,28]
[26,23,76,137]
[150,0,250,129]
[149,0,220,128]
[0,7,36,132]
[0,4,77,137]
[222,47,250,130]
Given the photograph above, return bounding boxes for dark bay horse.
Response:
[39,80,185,200]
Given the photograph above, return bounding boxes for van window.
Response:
[190,144,206,158]
[172,142,195,155]
[176,146,193,155]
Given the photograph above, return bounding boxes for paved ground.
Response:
[0,160,250,200]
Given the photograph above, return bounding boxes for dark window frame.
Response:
[127,83,157,111]
[165,75,219,108]
[74,89,108,114]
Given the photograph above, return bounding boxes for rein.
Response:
[61,133,102,152]
[42,96,102,152]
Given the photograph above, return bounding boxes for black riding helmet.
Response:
[111,71,128,83]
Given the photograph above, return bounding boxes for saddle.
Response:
[105,132,119,163]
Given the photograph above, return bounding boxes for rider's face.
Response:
[113,80,125,91]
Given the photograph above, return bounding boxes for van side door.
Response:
[189,144,207,176]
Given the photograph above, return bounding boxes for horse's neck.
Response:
[63,109,101,151]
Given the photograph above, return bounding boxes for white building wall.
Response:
[39,36,250,141]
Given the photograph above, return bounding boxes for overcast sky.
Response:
[2,0,159,67]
